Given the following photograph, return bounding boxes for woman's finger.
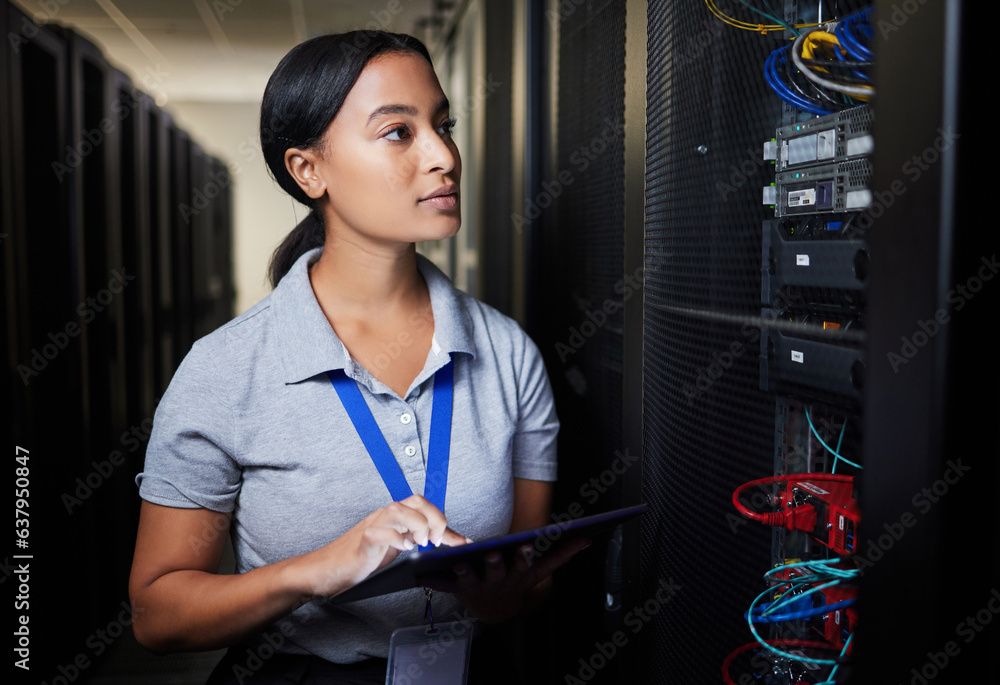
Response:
[376,501,434,547]
[483,552,506,584]
[531,537,591,580]
[397,495,450,546]
[441,527,473,547]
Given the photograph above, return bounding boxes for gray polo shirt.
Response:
[135,247,558,663]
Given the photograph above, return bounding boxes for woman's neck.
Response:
[308,232,428,327]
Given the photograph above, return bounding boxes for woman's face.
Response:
[308,51,462,247]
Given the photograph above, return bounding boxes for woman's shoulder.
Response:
[445,288,546,372]
[418,253,531,343]
[176,293,279,381]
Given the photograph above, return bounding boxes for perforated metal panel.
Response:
[639,1,843,681]
[539,1,629,680]
[551,0,627,470]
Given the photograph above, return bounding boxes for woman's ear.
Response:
[284,147,328,200]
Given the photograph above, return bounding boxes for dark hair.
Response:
[261,30,433,287]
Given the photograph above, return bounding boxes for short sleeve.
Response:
[511,334,559,481]
[135,338,241,512]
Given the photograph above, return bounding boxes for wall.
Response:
[170,100,302,316]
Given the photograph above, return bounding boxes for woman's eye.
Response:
[384,126,411,141]
[384,119,456,142]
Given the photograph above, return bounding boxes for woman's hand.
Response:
[297,494,470,599]
[129,496,469,652]
[423,536,591,624]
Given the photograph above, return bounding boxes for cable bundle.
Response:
[745,558,858,683]
[764,7,874,115]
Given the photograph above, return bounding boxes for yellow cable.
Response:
[800,30,873,101]
[704,0,825,34]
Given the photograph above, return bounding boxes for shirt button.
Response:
[400,413,412,424]
[404,445,417,457]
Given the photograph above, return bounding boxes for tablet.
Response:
[330,503,647,605]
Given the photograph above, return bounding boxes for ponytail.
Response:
[267,210,325,288]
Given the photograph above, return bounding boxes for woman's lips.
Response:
[419,193,458,209]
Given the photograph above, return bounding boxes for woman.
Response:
[128,30,583,683]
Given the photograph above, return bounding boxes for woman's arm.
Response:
[129,495,468,652]
[431,478,587,624]
[509,477,552,533]
[510,477,558,611]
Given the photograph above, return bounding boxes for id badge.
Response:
[386,620,473,684]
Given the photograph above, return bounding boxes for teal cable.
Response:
[746,585,839,665]
[763,557,857,579]
[736,0,800,35]
[805,406,862,470]
[814,631,855,684]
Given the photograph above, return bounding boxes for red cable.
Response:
[722,639,838,685]
[732,473,854,524]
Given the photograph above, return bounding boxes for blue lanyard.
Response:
[326,361,454,516]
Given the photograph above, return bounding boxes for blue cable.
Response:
[839,8,874,61]
[762,576,845,619]
[746,585,839,666]
[835,19,870,62]
[769,48,832,115]
[750,598,856,623]
[832,24,869,81]
[764,46,831,115]
[845,9,874,60]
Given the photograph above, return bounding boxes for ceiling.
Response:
[12,0,455,104]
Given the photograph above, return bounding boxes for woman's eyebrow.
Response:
[367,98,450,126]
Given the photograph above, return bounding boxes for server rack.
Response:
[531,1,991,683]
[856,2,999,682]
[6,7,91,669]
[169,126,194,369]
[117,69,157,427]
[535,1,631,682]
[148,103,176,400]
[4,3,234,674]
